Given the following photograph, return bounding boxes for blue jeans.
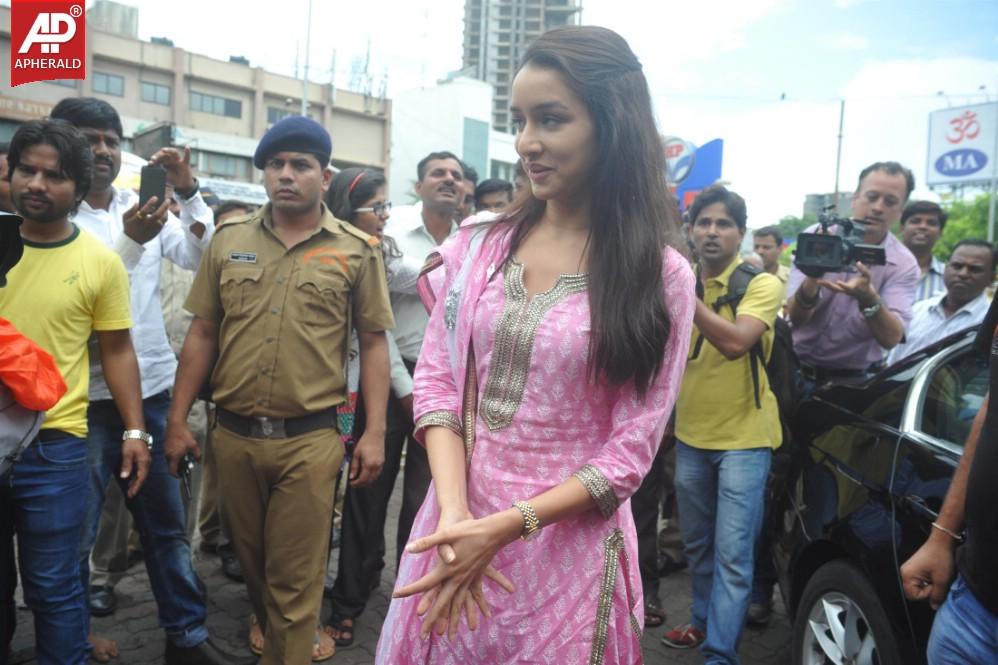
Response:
[675,441,772,665]
[927,574,998,664]
[79,392,207,648]
[1,433,89,665]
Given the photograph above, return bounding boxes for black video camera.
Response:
[793,210,886,278]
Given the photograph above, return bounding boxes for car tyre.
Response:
[793,559,903,665]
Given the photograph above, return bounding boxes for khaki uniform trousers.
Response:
[213,422,342,665]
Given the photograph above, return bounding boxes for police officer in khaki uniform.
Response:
[164,116,394,665]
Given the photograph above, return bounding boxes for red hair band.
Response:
[348,172,365,194]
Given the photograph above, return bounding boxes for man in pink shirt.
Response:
[786,161,920,388]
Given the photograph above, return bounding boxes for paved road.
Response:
[10,475,791,664]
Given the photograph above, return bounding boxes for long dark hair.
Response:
[326,167,400,259]
[501,25,683,397]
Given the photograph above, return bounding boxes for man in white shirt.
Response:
[325,151,464,641]
[51,98,245,665]
[888,239,995,365]
[900,200,948,303]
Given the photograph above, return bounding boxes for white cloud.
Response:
[582,0,788,92]
[819,32,870,51]
[652,55,997,225]
[834,0,868,8]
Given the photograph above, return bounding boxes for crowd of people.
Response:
[0,23,995,665]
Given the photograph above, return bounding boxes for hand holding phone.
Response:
[139,165,167,208]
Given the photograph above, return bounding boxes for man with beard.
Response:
[324,150,463,647]
[900,200,948,302]
[887,239,994,364]
[47,98,237,665]
[0,118,150,665]
[165,116,393,664]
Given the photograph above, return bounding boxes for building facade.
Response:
[388,75,519,206]
[462,0,581,133]
[803,192,854,219]
[0,1,391,189]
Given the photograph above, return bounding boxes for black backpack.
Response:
[690,262,800,447]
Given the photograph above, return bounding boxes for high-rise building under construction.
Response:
[462,0,582,133]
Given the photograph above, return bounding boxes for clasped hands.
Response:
[392,507,519,639]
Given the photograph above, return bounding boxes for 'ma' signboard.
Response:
[927,102,997,187]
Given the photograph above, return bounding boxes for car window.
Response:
[918,349,989,447]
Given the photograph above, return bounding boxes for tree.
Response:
[935,194,993,261]
[777,214,817,267]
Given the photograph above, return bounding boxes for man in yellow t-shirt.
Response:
[0,119,149,664]
[663,186,783,660]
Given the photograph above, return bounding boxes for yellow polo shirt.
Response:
[0,226,131,437]
[675,258,783,450]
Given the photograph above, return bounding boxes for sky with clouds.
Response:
[85,0,998,224]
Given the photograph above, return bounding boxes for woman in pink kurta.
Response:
[377,26,695,665]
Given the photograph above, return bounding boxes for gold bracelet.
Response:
[512,500,541,541]
[931,521,964,543]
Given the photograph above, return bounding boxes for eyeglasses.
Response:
[354,202,392,216]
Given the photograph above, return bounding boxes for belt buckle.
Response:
[253,416,286,439]
[800,364,818,381]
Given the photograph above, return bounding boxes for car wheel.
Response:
[793,560,903,665]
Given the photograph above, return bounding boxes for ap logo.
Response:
[19,10,79,54]
[10,0,86,87]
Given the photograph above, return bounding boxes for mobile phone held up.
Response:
[139,165,168,208]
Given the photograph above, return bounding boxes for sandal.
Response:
[248,613,337,662]
[312,628,336,662]
[248,614,264,656]
[88,634,119,663]
[644,599,667,628]
[326,617,355,647]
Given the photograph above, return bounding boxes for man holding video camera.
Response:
[786,161,920,393]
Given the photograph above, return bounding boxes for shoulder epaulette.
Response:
[215,212,257,231]
[339,220,381,248]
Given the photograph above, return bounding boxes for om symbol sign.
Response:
[946,111,981,144]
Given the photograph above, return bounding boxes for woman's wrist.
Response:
[492,508,529,546]
[438,502,471,521]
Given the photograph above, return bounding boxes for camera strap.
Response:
[689,263,765,409]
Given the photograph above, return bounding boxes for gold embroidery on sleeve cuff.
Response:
[573,464,619,519]
[414,410,462,437]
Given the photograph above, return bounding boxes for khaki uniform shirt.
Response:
[185,204,394,418]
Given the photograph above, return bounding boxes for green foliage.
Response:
[935,194,993,261]
[776,214,817,267]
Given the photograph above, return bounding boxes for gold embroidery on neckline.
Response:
[480,260,587,432]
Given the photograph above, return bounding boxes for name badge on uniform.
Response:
[229,251,257,263]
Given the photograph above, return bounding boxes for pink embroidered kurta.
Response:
[376,223,695,665]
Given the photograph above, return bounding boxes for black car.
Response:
[773,328,988,665]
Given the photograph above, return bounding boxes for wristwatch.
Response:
[512,500,542,541]
[122,429,154,451]
[859,300,882,318]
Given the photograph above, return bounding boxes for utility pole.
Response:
[301,0,313,116]
[833,99,845,213]
[989,96,998,242]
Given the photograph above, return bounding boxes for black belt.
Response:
[216,407,338,439]
[36,429,74,442]
[799,363,869,383]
